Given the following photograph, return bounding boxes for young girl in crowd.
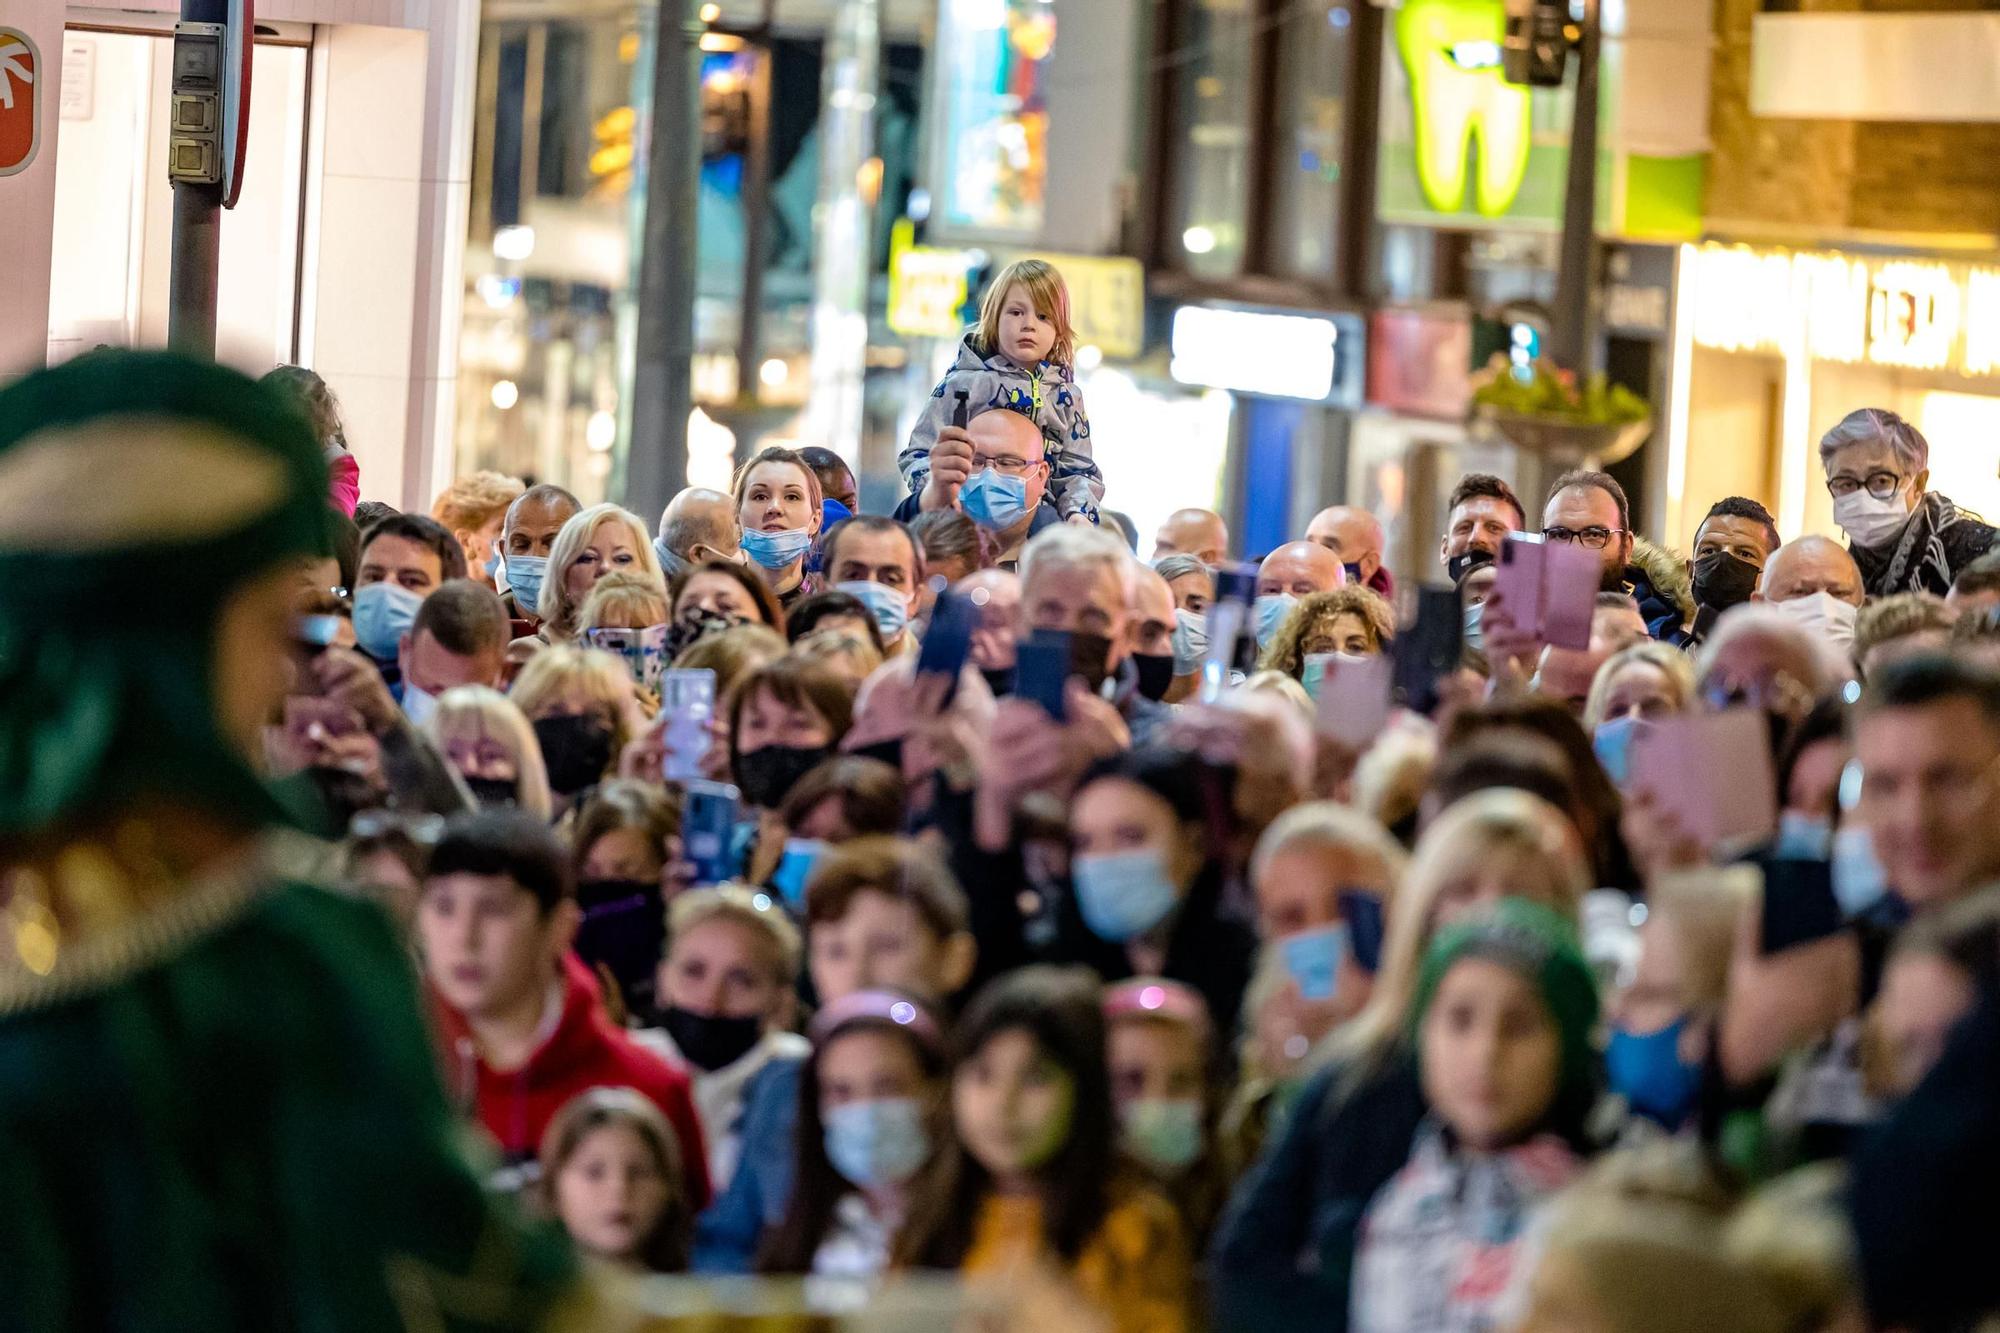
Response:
[727,656,855,884]
[899,258,1104,526]
[539,1087,693,1273]
[570,780,680,1021]
[759,989,950,1278]
[1350,898,1600,1333]
[894,966,1192,1333]
[426,684,554,818]
[1103,978,1230,1249]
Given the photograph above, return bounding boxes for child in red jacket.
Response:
[418,808,710,1209]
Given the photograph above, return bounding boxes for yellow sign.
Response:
[999,248,1147,360]
[887,219,977,340]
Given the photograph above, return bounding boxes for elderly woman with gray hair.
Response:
[1821,408,1998,597]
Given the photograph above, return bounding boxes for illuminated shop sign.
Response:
[1688,243,2000,377]
[1170,305,1365,405]
[1392,0,1531,218]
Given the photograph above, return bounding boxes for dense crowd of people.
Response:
[10,264,2000,1331]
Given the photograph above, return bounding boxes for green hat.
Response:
[1411,897,1600,1097]
[0,350,334,836]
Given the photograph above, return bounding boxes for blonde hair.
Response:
[667,883,803,990]
[976,258,1075,367]
[672,623,789,699]
[1326,788,1589,1077]
[1647,866,1757,1013]
[1238,670,1313,720]
[538,503,666,639]
[1250,801,1410,910]
[432,470,526,537]
[425,685,553,819]
[1350,720,1438,834]
[791,628,885,688]
[512,645,642,758]
[1583,641,1698,732]
[579,570,670,633]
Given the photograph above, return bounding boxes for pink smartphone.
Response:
[1313,652,1394,750]
[1629,710,1777,851]
[1539,539,1600,650]
[1494,535,1547,639]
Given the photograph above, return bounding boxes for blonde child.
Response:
[900,258,1103,526]
[539,1087,693,1273]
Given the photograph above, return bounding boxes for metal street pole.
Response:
[167,0,228,357]
[625,0,704,519]
[1547,0,1601,377]
[802,0,879,468]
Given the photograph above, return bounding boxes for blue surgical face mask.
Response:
[1832,825,1889,918]
[836,580,912,642]
[1253,593,1299,648]
[1605,1016,1703,1126]
[1278,924,1346,1001]
[654,536,690,581]
[1593,714,1644,788]
[960,468,1032,530]
[1463,598,1486,650]
[1774,811,1834,862]
[352,581,422,661]
[1171,609,1208,676]
[1120,1097,1204,1174]
[1072,846,1182,942]
[742,525,814,570]
[505,554,548,614]
[483,546,501,579]
[770,837,827,911]
[823,1096,931,1189]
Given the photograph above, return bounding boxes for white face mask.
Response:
[1773,590,1859,650]
[1832,489,1910,550]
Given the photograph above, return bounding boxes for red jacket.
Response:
[434,955,712,1210]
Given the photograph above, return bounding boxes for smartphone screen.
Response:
[660,668,718,784]
[1015,632,1071,722]
[683,779,742,886]
[917,589,976,707]
[1391,585,1463,715]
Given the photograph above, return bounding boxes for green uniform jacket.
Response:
[0,873,583,1332]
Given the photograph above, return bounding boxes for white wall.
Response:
[0,0,66,378]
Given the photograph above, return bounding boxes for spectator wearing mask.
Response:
[432,470,526,583]
[0,351,590,1327]
[1155,553,1214,615]
[568,780,680,1020]
[756,991,952,1279]
[1152,507,1231,567]
[762,754,904,911]
[418,809,709,1208]
[353,512,467,681]
[1439,473,1525,581]
[1104,978,1231,1248]
[1852,592,1955,679]
[1349,899,1597,1333]
[1946,548,2000,618]
[1821,407,1999,598]
[497,483,582,636]
[637,887,808,1197]
[735,446,825,609]
[531,503,664,651]
[1306,505,1393,600]
[512,646,642,806]
[653,486,744,581]
[398,579,508,725]
[823,515,924,656]
[426,685,553,818]
[904,405,1064,568]
[1254,541,1348,655]
[1582,642,1696,782]
[264,363,360,519]
[1683,497,1781,646]
[1758,535,1864,656]
[538,1087,695,1274]
[1257,586,1396,682]
[798,445,860,522]
[1541,470,1694,642]
[728,657,856,884]
[1213,790,1589,1333]
[1128,562,1180,703]
[673,558,785,636]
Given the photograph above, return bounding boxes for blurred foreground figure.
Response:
[0,352,588,1331]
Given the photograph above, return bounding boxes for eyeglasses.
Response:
[1826,470,1903,501]
[971,453,1039,477]
[1542,525,1625,550]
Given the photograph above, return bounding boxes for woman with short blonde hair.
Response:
[538,503,665,642]
[1583,640,1697,733]
[512,646,645,799]
[425,685,553,819]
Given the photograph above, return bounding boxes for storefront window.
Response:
[1168,0,1254,278]
[1268,2,1351,281]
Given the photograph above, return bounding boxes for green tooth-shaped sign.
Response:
[1395,0,1532,217]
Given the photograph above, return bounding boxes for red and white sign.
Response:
[0,27,41,178]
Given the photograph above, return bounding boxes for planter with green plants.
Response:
[1470,356,1653,467]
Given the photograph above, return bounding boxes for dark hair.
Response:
[1775,695,1848,813]
[1855,653,2000,730]
[1953,550,2000,599]
[759,991,949,1274]
[1892,888,2000,988]
[538,1087,692,1272]
[353,499,399,531]
[1428,731,1580,819]
[803,835,969,938]
[1699,497,1781,556]
[1448,473,1526,531]
[360,511,468,582]
[785,590,887,652]
[669,557,785,631]
[908,509,994,574]
[506,482,582,533]
[331,513,361,592]
[426,807,572,914]
[727,658,856,780]
[569,780,680,883]
[823,515,925,588]
[895,967,1116,1268]
[412,579,509,659]
[1077,746,1214,831]
[1548,469,1631,533]
[796,445,856,497]
[1444,697,1625,887]
[779,756,905,839]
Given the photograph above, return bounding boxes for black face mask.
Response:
[462,775,519,807]
[1692,550,1760,613]
[1132,652,1175,702]
[659,1005,764,1072]
[980,665,1015,699]
[1068,630,1115,694]
[532,715,615,797]
[1447,548,1495,585]
[665,606,746,661]
[735,742,835,809]
[849,738,905,772]
[574,880,666,1016]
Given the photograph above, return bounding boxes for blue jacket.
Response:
[691,1056,802,1273]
